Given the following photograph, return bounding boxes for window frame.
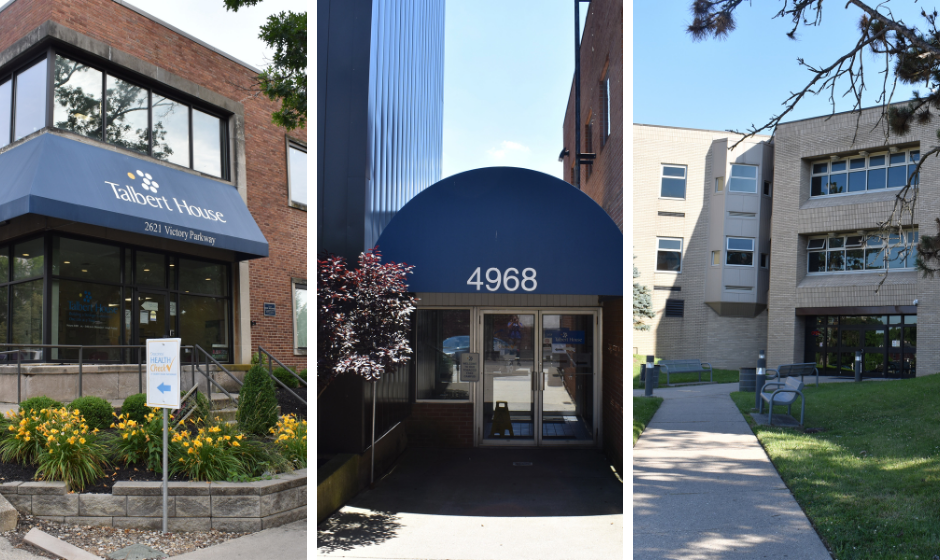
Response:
[287,138,307,210]
[806,231,918,274]
[715,176,724,193]
[810,149,919,198]
[712,250,720,266]
[656,237,683,273]
[413,306,474,403]
[291,277,307,356]
[660,164,687,199]
[726,237,755,267]
[727,164,758,193]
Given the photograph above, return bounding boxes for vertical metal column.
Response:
[162,408,168,534]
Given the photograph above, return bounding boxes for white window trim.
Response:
[726,237,755,267]
[728,164,758,193]
[656,237,683,273]
[810,149,920,198]
[660,165,687,200]
[291,278,307,356]
[805,232,919,275]
[287,138,307,211]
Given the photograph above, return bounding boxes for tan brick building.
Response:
[632,124,771,370]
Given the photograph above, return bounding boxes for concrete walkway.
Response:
[633,383,832,559]
[317,448,622,560]
[168,519,307,559]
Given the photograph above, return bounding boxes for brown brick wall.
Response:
[602,297,622,473]
[0,0,308,369]
[405,403,473,448]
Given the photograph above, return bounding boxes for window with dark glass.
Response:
[14,59,47,141]
[52,237,119,283]
[179,294,230,363]
[53,56,103,140]
[135,251,166,288]
[51,279,121,361]
[179,258,227,296]
[661,165,686,199]
[812,149,918,197]
[806,231,917,273]
[726,237,754,266]
[105,75,149,155]
[656,238,682,272]
[415,309,471,400]
[13,238,43,281]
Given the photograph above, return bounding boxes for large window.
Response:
[660,165,686,199]
[292,279,306,355]
[811,149,919,197]
[0,52,229,179]
[807,231,917,273]
[728,164,758,193]
[807,315,915,378]
[288,141,307,209]
[726,237,754,266]
[656,238,682,272]
[415,309,471,400]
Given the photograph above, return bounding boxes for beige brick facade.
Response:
[633,124,770,369]
[771,107,933,375]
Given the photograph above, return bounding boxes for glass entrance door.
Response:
[137,291,169,346]
[480,310,597,446]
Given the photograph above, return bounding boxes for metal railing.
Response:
[192,345,242,409]
[258,346,307,406]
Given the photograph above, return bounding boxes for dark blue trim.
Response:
[376,167,623,295]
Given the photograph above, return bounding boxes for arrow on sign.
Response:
[157,382,171,394]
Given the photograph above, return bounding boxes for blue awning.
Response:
[0,133,268,259]
[376,167,623,295]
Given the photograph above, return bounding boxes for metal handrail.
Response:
[257,346,306,406]
[192,345,240,409]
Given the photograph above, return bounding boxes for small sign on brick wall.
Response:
[263,303,276,316]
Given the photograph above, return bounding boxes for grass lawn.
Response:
[633,396,662,446]
[730,375,940,560]
[632,355,738,389]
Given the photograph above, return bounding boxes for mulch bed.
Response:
[275,386,307,420]
[0,458,187,494]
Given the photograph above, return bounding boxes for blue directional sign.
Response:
[146,339,181,409]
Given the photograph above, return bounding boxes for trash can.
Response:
[739,367,757,392]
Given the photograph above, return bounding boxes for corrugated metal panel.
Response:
[365,0,445,251]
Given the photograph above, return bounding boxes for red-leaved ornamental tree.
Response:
[317,248,416,399]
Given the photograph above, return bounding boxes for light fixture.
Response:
[827,232,836,237]
[107,304,118,307]
[81,269,87,273]
[830,155,839,161]
[143,268,150,272]
[859,150,869,157]
[557,148,569,162]
[889,146,899,153]
[145,297,151,300]
[21,254,27,257]
[125,298,131,302]
[63,261,70,264]
[169,264,174,267]
[857,230,865,235]
[205,278,211,281]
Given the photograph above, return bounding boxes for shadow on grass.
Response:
[729,375,940,560]
[633,396,662,446]
[317,509,402,553]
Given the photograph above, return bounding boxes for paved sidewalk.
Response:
[633,383,831,559]
[168,519,307,559]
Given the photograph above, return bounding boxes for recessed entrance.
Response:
[479,310,598,446]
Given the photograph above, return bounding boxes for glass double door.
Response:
[479,310,597,446]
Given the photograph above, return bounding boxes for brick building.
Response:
[559,0,624,472]
[0,0,307,394]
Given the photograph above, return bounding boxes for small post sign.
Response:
[459,353,480,382]
[145,338,180,535]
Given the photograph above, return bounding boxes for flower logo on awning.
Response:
[127,170,159,193]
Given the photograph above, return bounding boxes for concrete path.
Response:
[633,383,832,559]
[168,519,306,559]
[317,448,622,560]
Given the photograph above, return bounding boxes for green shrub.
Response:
[271,414,306,468]
[0,407,54,465]
[272,367,299,389]
[19,396,64,416]
[298,369,307,383]
[170,420,244,482]
[68,396,114,431]
[237,364,278,436]
[250,352,260,365]
[121,393,148,424]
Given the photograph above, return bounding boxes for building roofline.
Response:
[777,100,912,127]
[0,0,264,74]
[634,122,772,139]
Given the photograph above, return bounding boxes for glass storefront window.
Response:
[51,280,121,360]
[807,315,915,378]
[179,258,226,295]
[136,251,165,288]
[415,309,471,400]
[192,109,221,177]
[105,75,149,155]
[180,295,229,362]
[0,79,11,148]
[151,94,189,168]
[53,56,103,140]
[52,237,119,283]
[0,247,8,282]
[13,238,43,281]
[14,60,47,141]
[12,279,42,345]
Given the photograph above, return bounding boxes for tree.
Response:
[224,0,306,131]
[633,255,655,331]
[317,248,417,399]
[687,0,940,275]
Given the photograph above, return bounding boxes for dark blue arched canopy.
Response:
[376,167,623,295]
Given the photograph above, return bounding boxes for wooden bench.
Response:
[766,362,819,387]
[658,359,712,386]
[759,376,806,426]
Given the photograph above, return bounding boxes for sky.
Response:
[442,1,588,180]
[634,1,925,134]
[123,0,306,70]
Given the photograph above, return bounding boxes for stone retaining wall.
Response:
[0,469,306,532]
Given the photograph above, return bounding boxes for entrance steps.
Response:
[205,392,282,425]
